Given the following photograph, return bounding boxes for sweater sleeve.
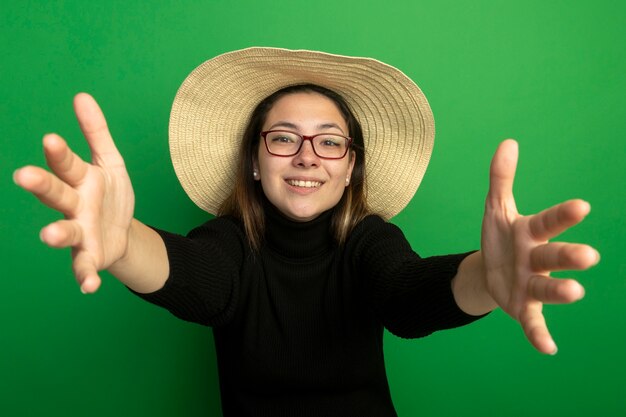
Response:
[349,215,488,339]
[128,217,245,327]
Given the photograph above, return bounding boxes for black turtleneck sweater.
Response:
[134,204,484,416]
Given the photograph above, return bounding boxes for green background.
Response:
[2,1,624,416]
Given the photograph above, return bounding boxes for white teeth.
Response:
[287,179,322,188]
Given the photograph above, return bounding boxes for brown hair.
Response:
[218,84,369,250]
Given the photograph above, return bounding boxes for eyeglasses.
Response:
[260,130,352,160]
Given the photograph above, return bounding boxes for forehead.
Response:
[263,92,347,130]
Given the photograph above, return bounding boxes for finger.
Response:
[519,302,558,354]
[81,275,102,294]
[73,93,124,167]
[530,242,600,272]
[527,274,585,304]
[13,166,81,215]
[40,220,83,248]
[72,249,102,294]
[43,133,90,187]
[528,199,591,241]
[486,139,518,207]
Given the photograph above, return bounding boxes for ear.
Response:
[345,150,356,187]
[252,159,261,181]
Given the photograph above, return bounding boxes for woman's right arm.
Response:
[13,93,168,294]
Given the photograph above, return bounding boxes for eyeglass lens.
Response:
[264,131,349,158]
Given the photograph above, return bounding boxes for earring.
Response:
[345,177,350,185]
[253,170,258,178]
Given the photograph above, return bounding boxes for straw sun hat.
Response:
[169,47,434,219]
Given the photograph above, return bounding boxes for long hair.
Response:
[218,84,369,250]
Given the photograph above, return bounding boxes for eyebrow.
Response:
[267,121,346,135]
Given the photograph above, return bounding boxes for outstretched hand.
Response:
[14,93,135,294]
[481,139,599,354]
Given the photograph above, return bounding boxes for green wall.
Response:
[2,1,624,416]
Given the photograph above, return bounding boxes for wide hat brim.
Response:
[169,47,434,219]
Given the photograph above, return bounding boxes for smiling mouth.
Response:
[286,179,323,188]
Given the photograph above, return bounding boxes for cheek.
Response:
[330,161,352,181]
[258,157,289,190]
[256,148,274,179]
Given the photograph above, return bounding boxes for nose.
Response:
[292,139,320,167]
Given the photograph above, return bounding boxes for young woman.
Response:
[13,48,599,416]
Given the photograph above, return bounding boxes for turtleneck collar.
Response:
[262,196,335,259]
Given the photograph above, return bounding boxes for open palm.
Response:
[14,93,135,293]
[482,140,599,354]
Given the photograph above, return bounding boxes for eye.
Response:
[269,133,297,144]
[318,136,342,147]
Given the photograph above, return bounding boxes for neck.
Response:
[262,197,335,258]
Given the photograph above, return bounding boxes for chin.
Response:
[287,212,319,222]
[284,206,323,222]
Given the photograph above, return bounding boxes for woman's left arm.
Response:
[451,139,600,354]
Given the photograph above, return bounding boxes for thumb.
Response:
[487,139,519,207]
[73,93,123,167]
